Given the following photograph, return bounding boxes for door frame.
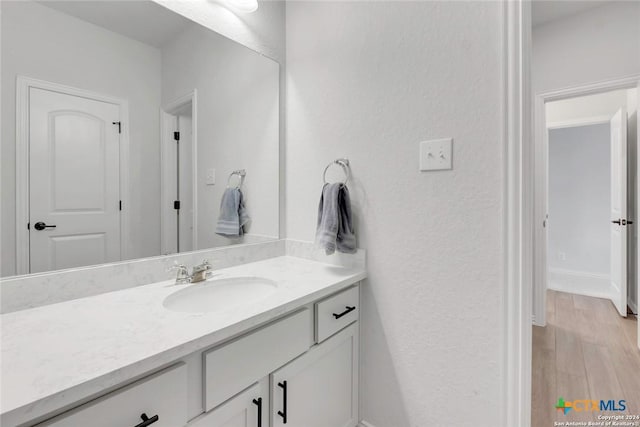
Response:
[15,76,131,275]
[532,75,640,326]
[160,90,198,254]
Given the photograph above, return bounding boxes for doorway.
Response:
[160,91,197,255]
[534,84,639,324]
[15,76,130,274]
[531,83,640,426]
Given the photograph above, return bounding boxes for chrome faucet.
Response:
[168,264,191,285]
[191,260,214,283]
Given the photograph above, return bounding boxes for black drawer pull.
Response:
[253,397,262,427]
[332,306,356,319]
[277,381,287,424]
[134,413,159,427]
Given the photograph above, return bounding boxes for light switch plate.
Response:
[419,138,453,171]
[205,168,216,185]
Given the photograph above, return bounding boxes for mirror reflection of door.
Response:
[162,98,195,255]
[29,85,123,273]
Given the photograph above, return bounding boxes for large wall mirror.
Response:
[1,0,280,277]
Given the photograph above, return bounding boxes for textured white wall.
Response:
[161,23,280,248]
[0,1,162,276]
[285,2,503,425]
[532,1,640,95]
[548,124,611,277]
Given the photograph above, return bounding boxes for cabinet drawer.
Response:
[39,363,187,427]
[315,286,359,343]
[204,309,311,411]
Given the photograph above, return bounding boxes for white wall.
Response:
[548,124,611,276]
[532,1,640,95]
[286,2,503,425]
[0,1,162,276]
[161,23,280,249]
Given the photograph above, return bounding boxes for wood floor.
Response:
[532,290,640,427]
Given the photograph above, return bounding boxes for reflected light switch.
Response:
[419,138,453,171]
[206,168,216,185]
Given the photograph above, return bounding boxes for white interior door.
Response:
[29,87,122,273]
[610,107,628,317]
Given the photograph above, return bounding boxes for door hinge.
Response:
[112,121,122,134]
[119,200,122,211]
[174,131,180,142]
[174,200,180,210]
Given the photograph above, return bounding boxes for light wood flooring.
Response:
[532,290,640,427]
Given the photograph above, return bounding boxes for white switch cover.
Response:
[205,168,216,185]
[419,138,453,171]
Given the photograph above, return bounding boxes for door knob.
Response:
[34,221,56,231]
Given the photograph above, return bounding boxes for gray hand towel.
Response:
[315,183,357,255]
[216,188,250,237]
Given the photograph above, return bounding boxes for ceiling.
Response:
[532,0,612,27]
[38,1,193,48]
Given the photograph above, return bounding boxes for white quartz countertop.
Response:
[0,256,366,426]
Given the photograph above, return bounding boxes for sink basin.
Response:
[163,276,277,313]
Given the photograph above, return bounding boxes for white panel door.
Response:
[610,108,628,317]
[271,323,358,427]
[29,87,121,273]
[191,380,268,427]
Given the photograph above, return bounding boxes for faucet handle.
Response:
[191,259,216,282]
[168,264,191,284]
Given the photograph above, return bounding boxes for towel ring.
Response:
[323,158,350,185]
[227,169,246,189]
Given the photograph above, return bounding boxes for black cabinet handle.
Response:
[277,381,287,424]
[34,221,56,231]
[134,413,159,427]
[332,306,356,319]
[612,219,621,225]
[253,397,262,427]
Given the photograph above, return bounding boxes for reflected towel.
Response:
[315,183,357,255]
[216,188,250,237]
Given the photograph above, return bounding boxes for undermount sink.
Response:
[163,276,278,314]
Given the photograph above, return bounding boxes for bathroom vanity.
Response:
[1,256,365,427]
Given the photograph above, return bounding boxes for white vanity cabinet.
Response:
[190,380,269,427]
[270,323,359,427]
[203,309,312,411]
[28,285,360,427]
[38,363,188,427]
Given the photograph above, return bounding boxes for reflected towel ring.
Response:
[227,169,246,189]
[323,158,350,185]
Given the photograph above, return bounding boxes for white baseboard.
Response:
[360,421,377,427]
[547,268,614,300]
